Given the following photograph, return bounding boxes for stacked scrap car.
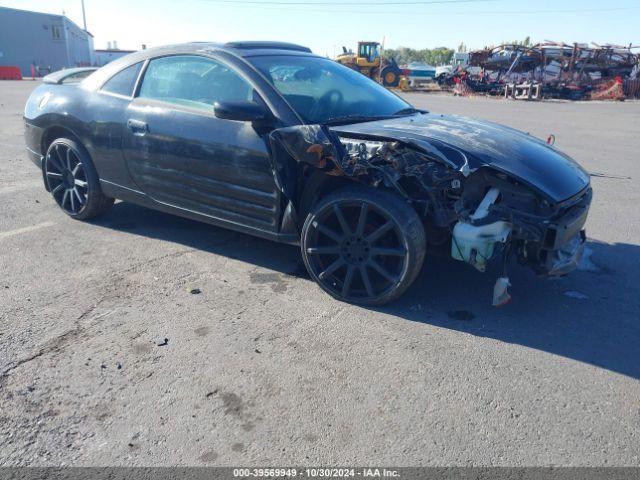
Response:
[443,42,639,100]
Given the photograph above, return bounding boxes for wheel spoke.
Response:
[342,266,355,296]
[74,179,88,188]
[359,265,374,297]
[371,247,406,257]
[61,189,70,208]
[72,163,82,176]
[333,204,351,235]
[46,171,62,178]
[315,223,342,243]
[369,259,397,283]
[47,176,63,191]
[318,257,345,280]
[55,145,66,169]
[66,147,74,171]
[306,246,341,255]
[73,187,85,206]
[366,221,393,243]
[69,188,76,211]
[355,203,369,236]
[48,152,64,172]
[51,184,64,195]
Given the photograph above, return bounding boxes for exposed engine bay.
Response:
[269,124,592,305]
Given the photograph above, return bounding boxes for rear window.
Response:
[101,62,143,97]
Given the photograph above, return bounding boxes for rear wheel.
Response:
[301,187,425,306]
[44,138,114,220]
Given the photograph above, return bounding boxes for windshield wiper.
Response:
[323,114,395,125]
[393,107,427,116]
[323,108,426,125]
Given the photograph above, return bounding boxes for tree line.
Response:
[384,38,532,66]
[383,47,454,66]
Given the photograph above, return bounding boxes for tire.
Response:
[381,66,400,87]
[301,186,426,306]
[43,137,114,220]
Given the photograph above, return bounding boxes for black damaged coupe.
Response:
[24,42,592,306]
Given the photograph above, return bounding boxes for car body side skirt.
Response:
[99,179,299,245]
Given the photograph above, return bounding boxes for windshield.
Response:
[249,55,413,124]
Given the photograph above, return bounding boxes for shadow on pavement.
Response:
[385,239,640,380]
[93,202,640,380]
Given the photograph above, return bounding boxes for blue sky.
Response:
[1,0,638,55]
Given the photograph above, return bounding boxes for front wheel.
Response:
[301,187,426,306]
[381,66,401,87]
[44,138,114,220]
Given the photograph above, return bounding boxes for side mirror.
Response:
[214,101,267,122]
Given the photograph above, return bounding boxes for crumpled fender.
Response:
[267,124,343,201]
[267,123,466,201]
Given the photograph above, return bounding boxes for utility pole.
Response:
[81,0,88,31]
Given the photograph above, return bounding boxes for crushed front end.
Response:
[453,168,591,278]
[268,123,592,305]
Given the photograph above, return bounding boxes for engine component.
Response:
[451,188,512,272]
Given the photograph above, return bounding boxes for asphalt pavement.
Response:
[1,81,638,466]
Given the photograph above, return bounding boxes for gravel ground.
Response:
[0,81,638,466]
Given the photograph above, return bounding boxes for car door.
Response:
[122,54,281,234]
[84,61,145,188]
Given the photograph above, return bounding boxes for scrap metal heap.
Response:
[444,42,640,100]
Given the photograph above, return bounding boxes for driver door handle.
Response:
[127,119,148,135]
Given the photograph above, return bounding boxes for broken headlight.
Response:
[339,137,386,161]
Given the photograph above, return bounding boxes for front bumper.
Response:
[528,187,591,276]
[543,230,586,276]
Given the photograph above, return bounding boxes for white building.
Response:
[0,6,94,77]
[93,47,136,67]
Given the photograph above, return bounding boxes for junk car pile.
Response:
[441,42,640,100]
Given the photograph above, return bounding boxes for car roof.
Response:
[124,41,314,59]
[82,41,318,91]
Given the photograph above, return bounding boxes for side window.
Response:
[138,55,252,111]
[101,62,143,97]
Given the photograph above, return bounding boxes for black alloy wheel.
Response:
[44,138,114,220]
[44,140,89,214]
[302,187,426,306]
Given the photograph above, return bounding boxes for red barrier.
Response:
[0,66,23,80]
[590,76,625,101]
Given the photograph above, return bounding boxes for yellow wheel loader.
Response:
[335,41,402,87]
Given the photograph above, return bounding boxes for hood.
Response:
[330,113,590,202]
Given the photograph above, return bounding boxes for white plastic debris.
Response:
[451,188,512,272]
[577,246,601,273]
[471,187,500,220]
[492,276,512,306]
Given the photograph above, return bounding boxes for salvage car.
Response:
[24,42,592,306]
